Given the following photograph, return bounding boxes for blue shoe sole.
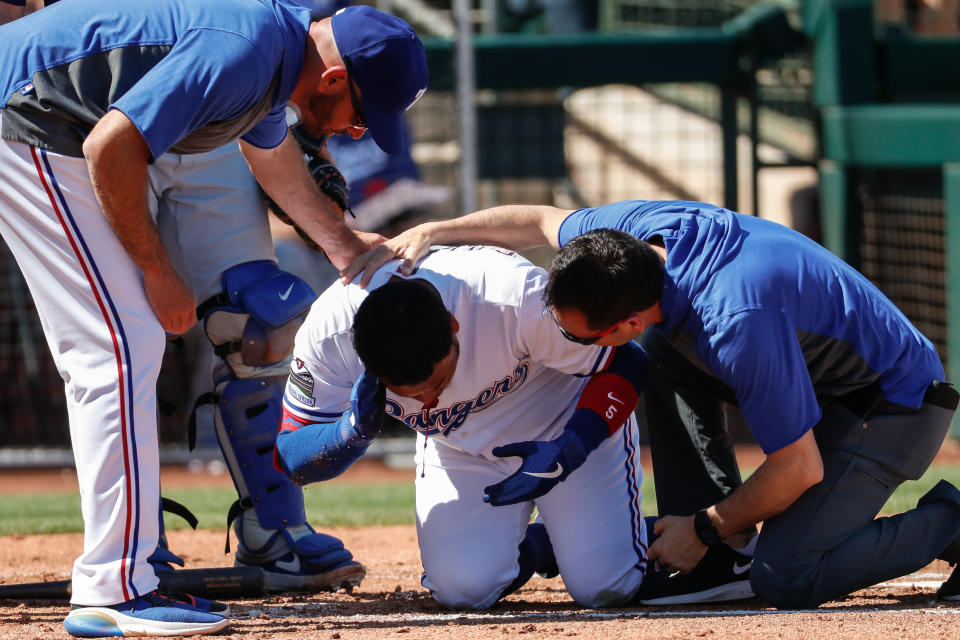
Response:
[63,611,124,637]
[64,607,229,637]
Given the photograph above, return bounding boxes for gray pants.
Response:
[642,330,960,609]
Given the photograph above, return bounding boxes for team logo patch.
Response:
[287,384,315,407]
[289,369,314,397]
[287,361,315,406]
[18,83,34,96]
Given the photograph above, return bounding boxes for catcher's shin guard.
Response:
[197,260,317,533]
[212,375,365,592]
[214,375,307,532]
[197,261,364,592]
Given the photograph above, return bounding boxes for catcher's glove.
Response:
[265,127,353,253]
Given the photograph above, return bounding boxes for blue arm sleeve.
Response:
[275,409,372,485]
[604,339,648,394]
[562,340,649,455]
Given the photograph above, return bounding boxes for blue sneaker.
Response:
[150,557,230,616]
[63,590,228,637]
[158,585,230,617]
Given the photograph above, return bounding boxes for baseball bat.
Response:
[0,566,265,600]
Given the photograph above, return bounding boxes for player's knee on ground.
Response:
[562,565,641,608]
[750,553,822,609]
[424,560,516,610]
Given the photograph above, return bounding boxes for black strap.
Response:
[196,291,232,320]
[224,497,254,554]
[161,497,199,530]
[187,392,219,451]
[213,340,242,358]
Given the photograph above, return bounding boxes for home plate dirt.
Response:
[0,525,956,639]
[0,454,957,639]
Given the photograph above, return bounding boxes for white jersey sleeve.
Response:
[282,281,365,423]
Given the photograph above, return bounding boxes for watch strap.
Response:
[693,508,722,546]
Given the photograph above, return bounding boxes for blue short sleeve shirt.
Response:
[0,0,309,158]
[558,200,944,453]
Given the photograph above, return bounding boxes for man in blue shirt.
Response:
[346,200,960,608]
[0,1,427,635]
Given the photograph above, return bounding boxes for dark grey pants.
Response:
[642,330,960,609]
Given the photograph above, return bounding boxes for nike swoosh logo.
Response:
[274,555,301,573]
[524,463,564,479]
[279,283,295,301]
[607,392,624,404]
[732,560,752,575]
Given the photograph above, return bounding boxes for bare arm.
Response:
[0,2,24,25]
[82,109,195,334]
[341,204,573,286]
[647,428,824,572]
[239,135,376,272]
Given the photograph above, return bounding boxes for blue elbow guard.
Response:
[276,409,372,485]
[276,373,385,485]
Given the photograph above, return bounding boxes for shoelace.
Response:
[152,586,189,608]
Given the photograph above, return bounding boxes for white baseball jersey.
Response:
[283,245,614,455]
[283,245,647,609]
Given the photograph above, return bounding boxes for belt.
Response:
[837,379,958,418]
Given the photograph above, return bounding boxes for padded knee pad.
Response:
[200,260,315,379]
[213,375,307,530]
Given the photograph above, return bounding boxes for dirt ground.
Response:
[0,446,958,639]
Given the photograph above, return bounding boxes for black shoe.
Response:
[938,563,960,602]
[637,544,755,605]
[528,517,559,579]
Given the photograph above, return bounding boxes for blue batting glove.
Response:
[482,430,589,506]
[344,371,386,443]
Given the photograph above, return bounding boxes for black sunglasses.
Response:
[549,309,618,346]
[347,80,367,131]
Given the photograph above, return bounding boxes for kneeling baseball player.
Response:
[273,245,748,609]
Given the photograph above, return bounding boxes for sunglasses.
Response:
[549,309,618,346]
[347,79,367,131]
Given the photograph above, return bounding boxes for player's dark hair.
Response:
[545,229,664,329]
[352,279,453,386]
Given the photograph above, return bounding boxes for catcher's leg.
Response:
[154,145,363,592]
[197,260,364,592]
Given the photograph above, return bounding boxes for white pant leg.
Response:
[536,413,647,607]
[0,134,164,605]
[416,437,535,610]
[151,143,275,302]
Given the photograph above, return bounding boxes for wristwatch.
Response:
[693,509,722,546]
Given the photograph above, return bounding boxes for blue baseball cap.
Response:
[331,6,428,155]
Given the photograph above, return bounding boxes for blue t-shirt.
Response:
[0,0,309,158]
[558,200,945,453]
